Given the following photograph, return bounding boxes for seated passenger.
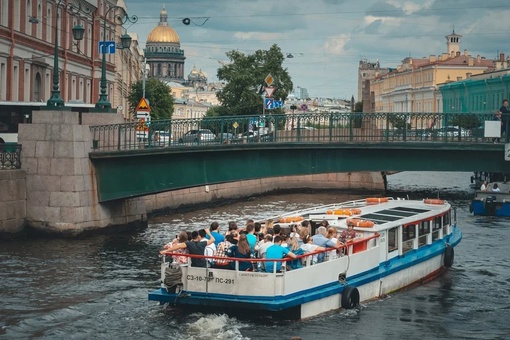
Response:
[340,223,357,243]
[161,229,215,267]
[286,237,304,269]
[164,231,189,265]
[326,227,340,260]
[480,181,489,191]
[300,235,325,265]
[226,234,253,271]
[256,234,274,259]
[492,183,501,192]
[265,236,297,273]
[199,229,216,267]
[214,238,234,268]
[312,226,341,262]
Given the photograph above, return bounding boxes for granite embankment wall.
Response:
[0,170,26,233]
[0,166,384,234]
[143,171,385,214]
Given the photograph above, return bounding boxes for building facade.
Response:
[0,0,141,109]
[440,53,510,113]
[145,5,185,82]
[371,31,494,114]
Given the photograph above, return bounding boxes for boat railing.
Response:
[160,233,380,273]
[269,197,396,221]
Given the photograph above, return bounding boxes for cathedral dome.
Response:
[147,5,180,43]
[147,26,180,43]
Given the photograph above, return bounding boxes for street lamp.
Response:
[95,7,138,110]
[47,1,92,107]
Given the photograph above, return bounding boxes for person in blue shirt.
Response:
[265,236,297,273]
[312,226,341,262]
[245,224,257,252]
[207,222,225,246]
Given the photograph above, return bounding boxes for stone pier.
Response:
[17,110,147,235]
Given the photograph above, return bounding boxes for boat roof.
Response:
[273,198,450,232]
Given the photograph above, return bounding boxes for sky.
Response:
[123,0,510,100]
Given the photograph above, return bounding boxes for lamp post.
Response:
[95,7,138,110]
[47,1,92,107]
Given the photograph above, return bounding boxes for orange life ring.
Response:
[366,197,389,204]
[279,216,304,223]
[326,208,362,216]
[347,219,375,228]
[424,199,445,205]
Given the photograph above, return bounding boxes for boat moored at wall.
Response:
[148,197,461,319]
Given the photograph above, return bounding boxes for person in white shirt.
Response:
[480,181,489,191]
[492,183,501,192]
[300,235,326,265]
[257,234,274,259]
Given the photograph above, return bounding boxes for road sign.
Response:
[136,97,151,112]
[264,98,274,109]
[265,74,274,86]
[265,87,275,98]
[300,103,308,111]
[233,122,238,129]
[274,100,283,109]
[99,41,116,54]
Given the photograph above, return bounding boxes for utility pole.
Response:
[142,58,147,98]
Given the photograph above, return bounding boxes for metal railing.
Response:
[89,111,503,152]
[0,143,22,169]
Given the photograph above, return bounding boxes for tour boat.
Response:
[470,182,510,216]
[148,197,461,319]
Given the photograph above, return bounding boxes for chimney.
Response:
[457,76,462,81]
[468,58,474,66]
[464,49,468,56]
[476,55,481,62]
[500,53,505,62]
[456,51,461,56]
[450,51,455,58]
[441,53,448,60]
[466,72,472,78]
[429,55,436,62]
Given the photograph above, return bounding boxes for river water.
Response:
[1,172,510,339]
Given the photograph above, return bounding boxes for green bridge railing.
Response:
[0,143,22,169]
[89,111,506,152]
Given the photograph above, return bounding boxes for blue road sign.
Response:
[99,41,116,54]
[264,98,274,109]
[274,100,283,108]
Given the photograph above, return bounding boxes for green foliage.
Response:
[388,114,411,130]
[216,44,293,116]
[205,106,228,117]
[449,114,481,129]
[354,101,363,112]
[128,78,174,120]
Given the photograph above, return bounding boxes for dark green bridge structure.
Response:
[88,112,510,202]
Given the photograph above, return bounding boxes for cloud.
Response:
[323,34,351,55]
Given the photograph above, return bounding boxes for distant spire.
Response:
[452,24,455,34]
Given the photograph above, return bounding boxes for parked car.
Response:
[436,126,471,137]
[178,129,216,143]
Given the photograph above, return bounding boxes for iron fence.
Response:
[0,143,22,169]
[89,112,502,152]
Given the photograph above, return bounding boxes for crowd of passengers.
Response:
[160,219,358,272]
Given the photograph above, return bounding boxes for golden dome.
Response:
[147,25,180,43]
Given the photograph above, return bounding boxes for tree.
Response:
[216,44,293,116]
[128,78,174,120]
[354,101,363,112]
[205,106,228,117]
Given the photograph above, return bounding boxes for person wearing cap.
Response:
[340,223,357,242]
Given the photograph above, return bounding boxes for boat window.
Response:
[442,210,451,235]
[388,227,398,253]
[402,224,416,254]
[361,213,400,222]
[418,220,430,247]
[432,215,442,241]
[392,207,430,214]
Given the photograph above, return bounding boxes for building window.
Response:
[34,72,41,101]
[0,0,8,26]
